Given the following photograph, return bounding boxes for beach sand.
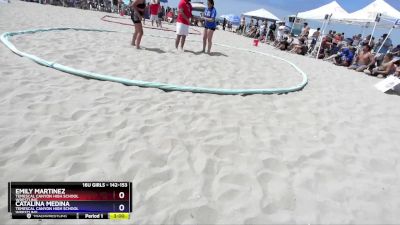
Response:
[1,1,400,224]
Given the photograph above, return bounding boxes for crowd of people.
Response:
[231,18,400,79]
[23,0,400,78]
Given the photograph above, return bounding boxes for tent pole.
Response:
[376,24,395,54]
[315,14,331,60]
[310,19,326,55]
[369,22,377,46]
[369,13,381,46]
[290,13,298,35]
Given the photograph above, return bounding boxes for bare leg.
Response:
[202,28,207,52]
[180,35,186,50]
[132,24,139,46]
[175,35,181,49]
[136,25,143,49]
[207,30,214,53]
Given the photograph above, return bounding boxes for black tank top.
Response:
[133,1,146,16]
[137,2,145,9]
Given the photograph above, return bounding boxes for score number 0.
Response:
[118,192,126,211]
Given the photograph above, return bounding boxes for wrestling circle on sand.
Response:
[0,28,308,95]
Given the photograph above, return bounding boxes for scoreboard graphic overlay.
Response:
[8,182,132,220]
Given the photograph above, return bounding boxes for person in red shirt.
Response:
[149,0,160,27]
[175,0,192,51]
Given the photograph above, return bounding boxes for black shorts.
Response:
[205,27,216,31]
[131,12,142,24]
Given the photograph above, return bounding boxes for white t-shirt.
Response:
[277,25,286,39]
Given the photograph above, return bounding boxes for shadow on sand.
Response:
[143,47,166,54]
[185,50,228,57]
[386,89,400,96]
[208,52,228,57]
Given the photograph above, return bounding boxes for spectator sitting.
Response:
[333,47,356,67]
[317,37,331,59]
[290,38,308,55]
[348,44,375,72]
[247,26,257,38]
[374,33,393,66]
[352,34,362,46]
[375,34,392,53]
[259,25,267,42]
[394,60,400,78]
[254,29,261,39]
[278,36,291,51]
[227,22,232,31]
[390,44,400,57]
[365,53,396,78]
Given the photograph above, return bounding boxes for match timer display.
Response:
[8,182,132,220]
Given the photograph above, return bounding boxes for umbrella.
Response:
[220,14,240,25]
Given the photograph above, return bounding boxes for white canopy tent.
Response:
[344,0,400,23]
[297,1,350,21]
[242,8,280,21]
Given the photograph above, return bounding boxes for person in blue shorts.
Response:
[202,0,217,54]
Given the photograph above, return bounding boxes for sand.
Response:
[1,1,400,224]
